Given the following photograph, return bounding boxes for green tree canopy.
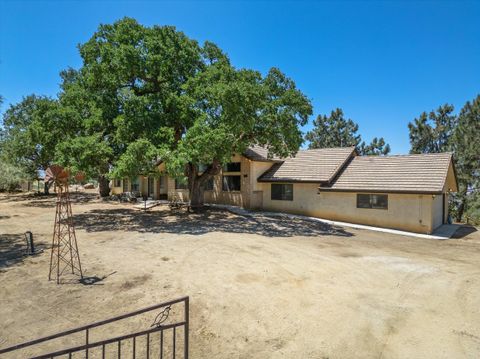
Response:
[305,108,391,155]
[408,104,457,154]
[0,95,70,193]
[408,96,480,222]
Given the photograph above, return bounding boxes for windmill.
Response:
[46,165,83,284]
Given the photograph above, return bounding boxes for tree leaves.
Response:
[408,96,480,222]
[305,108,390,155]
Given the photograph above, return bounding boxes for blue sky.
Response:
[0,0,479,154]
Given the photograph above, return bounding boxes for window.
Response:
[271,184,293,201]
[204,177,214,191]
[357,194,388,210]
[223,162,241,172]
[222,175,241,191]
[114,179,122,187]
[175,178,188,190]
[123,179,129,192]
[131,178,140,192]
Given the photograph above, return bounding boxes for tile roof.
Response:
[258,147,355,183]
[325,152,453,193]
[243,146,283,162]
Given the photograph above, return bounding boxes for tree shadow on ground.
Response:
[0,233,46,270]
[0,192,99,209]
[73,207,353,238]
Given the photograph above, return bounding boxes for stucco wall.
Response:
[257,182,437,233]
[431,194,444,230]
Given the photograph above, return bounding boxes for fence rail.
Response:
[0,296,189,359]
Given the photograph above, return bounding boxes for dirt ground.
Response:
[1,191,480,359]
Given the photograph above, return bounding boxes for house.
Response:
[111,146,458,234]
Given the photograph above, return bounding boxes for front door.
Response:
[148,177,154,198]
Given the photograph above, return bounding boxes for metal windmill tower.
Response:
[46,165,84,284]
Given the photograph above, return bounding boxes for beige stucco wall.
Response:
[431,194,444,230]
[203,154,252,207]
[257,182,438,234]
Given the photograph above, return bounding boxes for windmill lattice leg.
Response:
[48,185,83,283]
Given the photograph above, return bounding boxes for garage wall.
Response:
[431,194,444,231]
[257,182,436,233]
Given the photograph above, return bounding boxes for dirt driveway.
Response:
[1,192,479,358]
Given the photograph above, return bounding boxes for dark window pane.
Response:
[222,175,241,191]
[357,194,371,208]
[371,194,388,209]
[283,184,293,200]
[114,179,121,187]
[271,184,293,201]
[357,194,388,209]
[223,162,241,172]
[123,179,129,192]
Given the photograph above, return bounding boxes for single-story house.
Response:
[111,146,457,234]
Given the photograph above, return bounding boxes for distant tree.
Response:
[0,95,68,193]
[408,97,480,222]
[408,104,457,154]
[358,137,391,156]
[0,160,28,192]
[452,95,480,222]
[305,108,390,155]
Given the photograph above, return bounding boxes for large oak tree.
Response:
[60,18,312,204]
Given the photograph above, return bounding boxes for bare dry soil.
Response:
[1,192,479,358]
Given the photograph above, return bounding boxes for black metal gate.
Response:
[0,296,189,359]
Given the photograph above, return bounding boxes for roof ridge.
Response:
[357,152,453,159]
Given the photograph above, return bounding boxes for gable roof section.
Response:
[258,147,355,183]
[324,152,454,194]
[243,146,283,162]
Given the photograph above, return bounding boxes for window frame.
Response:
[114,179,122,187]
[223,162,241,172]
[271,183,294,201]
[356,193,388,210]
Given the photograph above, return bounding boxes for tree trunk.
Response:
[98,175,111,197]
[190,178,205,209]
[186,160,221,210]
